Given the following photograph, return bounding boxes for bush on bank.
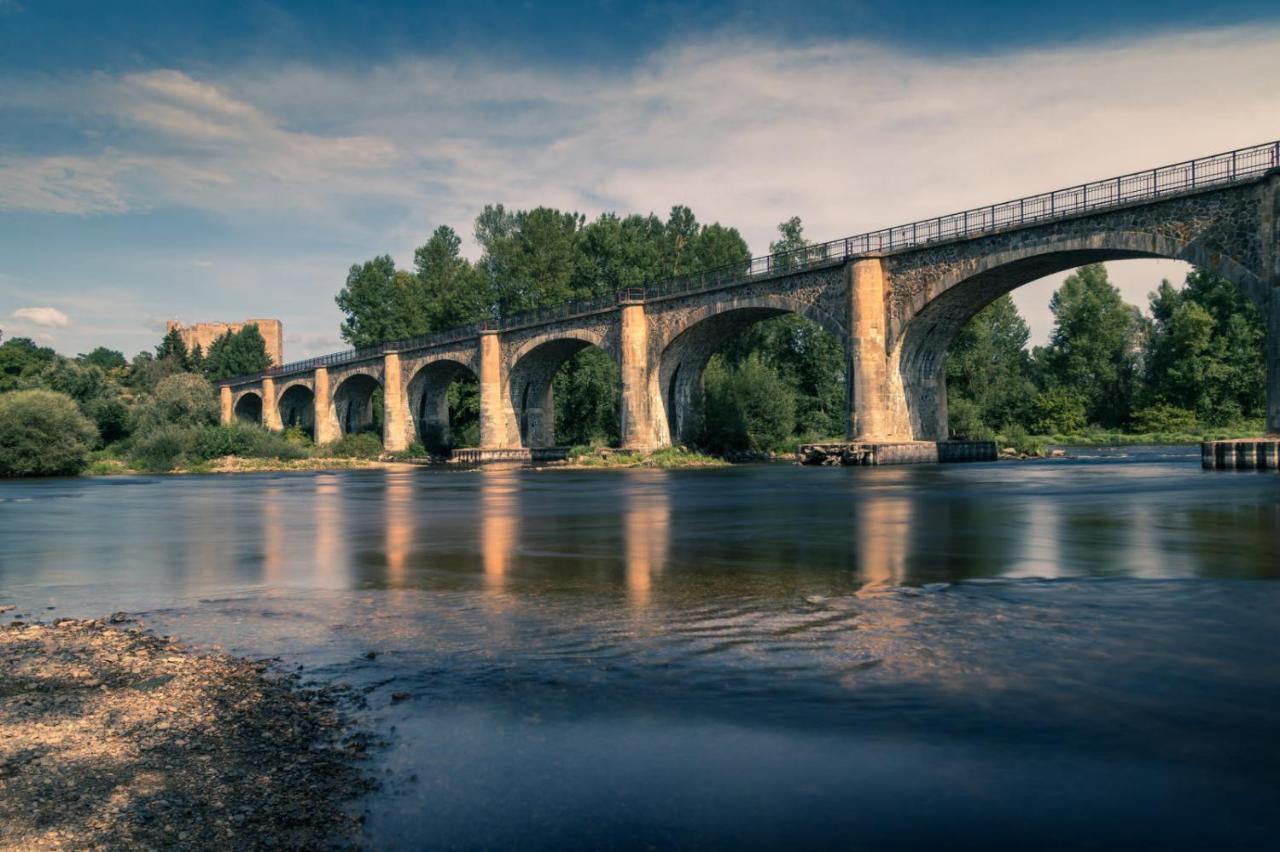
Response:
[0,390,99,477]
[316,432,383,460]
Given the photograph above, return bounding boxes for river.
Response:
[2,446,1278,849]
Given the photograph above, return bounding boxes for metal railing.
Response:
[222,139,1279,386]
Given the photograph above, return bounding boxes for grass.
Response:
[563,445,727,469]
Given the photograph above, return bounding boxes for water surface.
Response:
[2,447,1278,849]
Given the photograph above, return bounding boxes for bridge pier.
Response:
[261,377,282,430]
[479,330,515,449]
[219,385,233,425]
[314,366,340,446]
[382,352,411,452]
[847,258,911,441]
[620,301,663,451]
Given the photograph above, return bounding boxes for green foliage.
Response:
[336,256,420,347]
[0,337,57,392]
[947,397,996,441]
[0,390,98,477]
[1029,386,1088,435]
[946,295,1036,434]
[202,325,272,381]
[415,225,491,330]
[128,424,198,472]
[134,373,218,434]
[553,348,620,447]
[155,328,190,370]
[318,432,383,459]
[1035,264,1146,428]
[78,347,127,371]
[282,425,314,447]
[997,424,1048,457]
[193,423,308,461]
[1130,403,1199,434]
[1142,269,1265,426]
[700,354,796,454]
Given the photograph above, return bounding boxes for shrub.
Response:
[129,424,198,472]
[947,396,995,441]
[1029,387,1087,435]
[281,426,313,447]
[194,424,309,461]
[318,432,383,459]
[134,373,218,434]
[999,424,1047,457]
[701,354,796,454]
[0,390,98,477]
[1131,403,1199,435]
[85,395,132,444]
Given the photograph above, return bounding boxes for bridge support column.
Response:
[383,351,411,452]
[847,258,910,441]
[1268,293,1280,436]
[219,385,233,425]
[479,331,515,449]
[619,302,663,451]
[314,367,340,446]
[261,377,282,430]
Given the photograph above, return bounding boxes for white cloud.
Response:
[1,25,1278,356]
[12,306,70,327]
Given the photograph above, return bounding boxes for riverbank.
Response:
[0,616,374,850]
[87,455,393,475]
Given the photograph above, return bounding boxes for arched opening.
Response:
[913,250,1267,443]
[333,373,381,436]
[407,360,480,453]
[233,392,262,424]
[278,384,316,439]
[508,339,620,448]
[659,306,845,454]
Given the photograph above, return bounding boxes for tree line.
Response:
[0,324,306,476]
[0,201,1268,477]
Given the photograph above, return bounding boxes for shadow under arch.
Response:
[892,232,1267,440]
[656,297,846,446]
[507,336,618,448]
[233,392,263,424]
[407,359,479,453]
[278,383,315,438]
[333,373,381,436]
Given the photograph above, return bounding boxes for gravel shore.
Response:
[0,616,374,850]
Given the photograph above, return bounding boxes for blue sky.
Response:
[2,0,1279,358]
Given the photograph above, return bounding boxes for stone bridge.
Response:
[221,141,1280,454]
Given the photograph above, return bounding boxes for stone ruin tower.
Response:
[167,318,284,366]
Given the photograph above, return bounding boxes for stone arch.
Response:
[506,333,619,448]
[332,373,381,436]
[233,391,263,424]
[654,295,845,446]
[890,230,1266,440]
[278,383,316,437]
[407,358,479,453]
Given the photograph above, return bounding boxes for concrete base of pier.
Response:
[1201,439,1280,470]
[798,440,998,466]
[450,447,570,464]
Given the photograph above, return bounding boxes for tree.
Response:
[0,390,97,477]
[134,373,219,435]
[715,217,844,440]
[414,225,490,330]
[201,325,271,381]
[945,295,1037,434]
[335,255,419,347]
[155,328,191,370]
[1035,264,1145,429]
[0,337,57,392]
[475,206,586,316]
[701,353,797,454]
[553,348,621,446]
[78,347,126,371]
[1142,269,1265,426]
